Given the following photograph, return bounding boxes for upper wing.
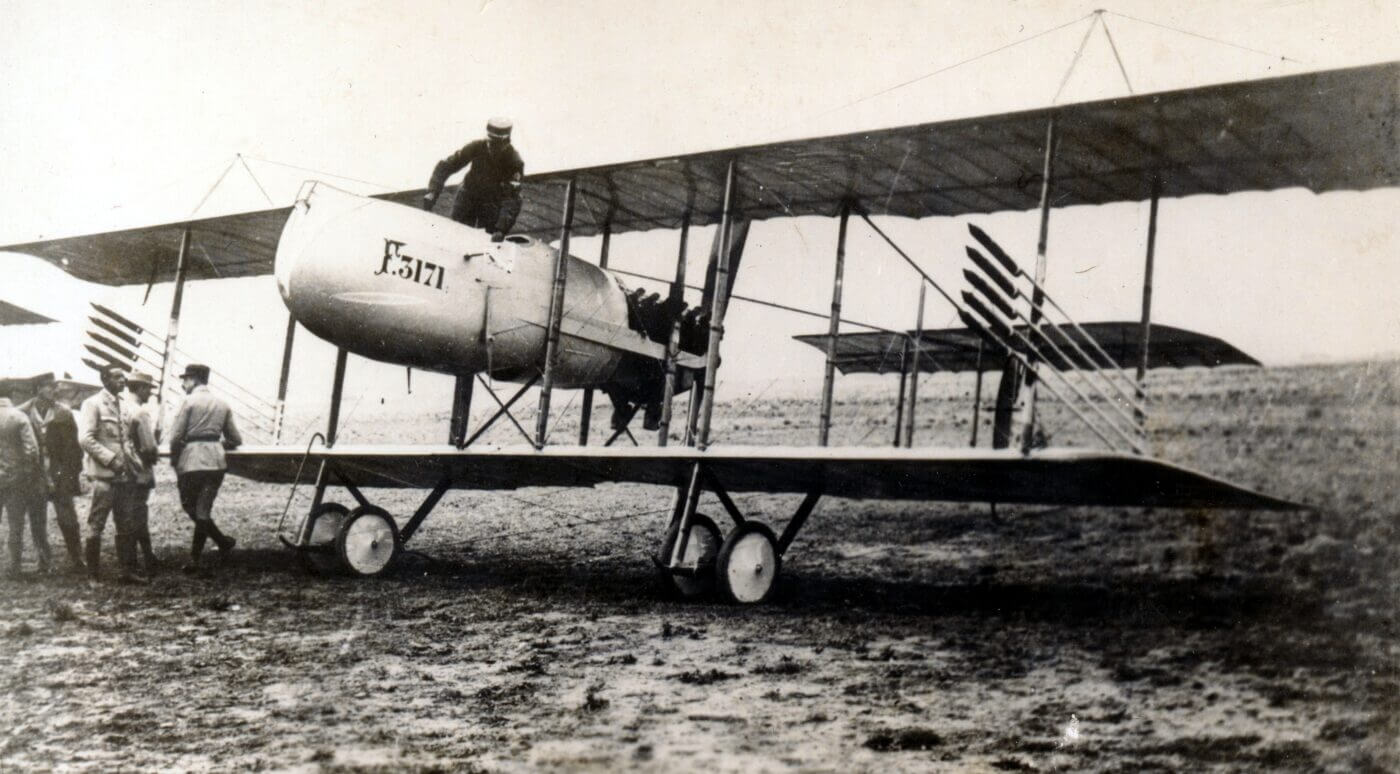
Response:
[412,61,1400,239]
[226,444,1303,510]
[5,61,1397,285]
[0,205,290,285]
[795,322,1261,375]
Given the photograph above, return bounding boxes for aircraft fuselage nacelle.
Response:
[273,182,636,388]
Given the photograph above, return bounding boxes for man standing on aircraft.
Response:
[125,372,160,574]
[79,366,145,583]
[0,382,40,579]
[19,373,86,573]
[168,364,241,572]
[421,117,524,242]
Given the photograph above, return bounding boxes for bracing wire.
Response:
[189,155,240,217]
[793,12,1097,128]
[237,154,276,206]
[1053,14,1102,104]
[241,155,399,192]
[1106,10,1302,64]
[1098,15,1135,94]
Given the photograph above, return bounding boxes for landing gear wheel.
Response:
[300,502,349,576]
[717,522,781,605]
[660,513,722,599]
[336,505,400,577]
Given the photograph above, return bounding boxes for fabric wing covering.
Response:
[226,445,1303,510]
[794,322,1261,375]
[3,62,1396,286]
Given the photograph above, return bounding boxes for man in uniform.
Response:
[0,382,40,579]
[422,117,524,242]
[168,364,241,572]
[78,366,145,583]
[19,373,85,573]
[125,372,160,574]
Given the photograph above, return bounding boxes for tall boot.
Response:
[138,528,158,574]
[31,514,53,575]
[114,532,146,584]
[35,542,53,575]
[55,512,84,572]
[183,524,208,574]
[6,538,20,579]
[84,537,101,581]
[204,521,236,556]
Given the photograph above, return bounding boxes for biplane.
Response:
[4,61,1395,603]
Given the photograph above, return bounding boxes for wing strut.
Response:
[1134,178,1161,428]
[273,314,298,442]
[658,217,690,447]
[817,203,851,446]
[449,375,474,447]
[901,283,928,447]
[970,341,986,446]
[693,160,739,450]
[155,226,192,434]
[1021,115,1059,453]
[535,178,577,449]
[893,337,910,447]
[577,224,611,446]
[326,348,348,447]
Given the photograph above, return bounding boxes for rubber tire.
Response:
[716,521,781,605]
[336,505,400,577]
[299,502,349,576]
[660,513,722,600]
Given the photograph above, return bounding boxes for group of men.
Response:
[0,120,519,583]
[0,363,241,584]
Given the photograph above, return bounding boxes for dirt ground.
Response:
[1,360,1396,772]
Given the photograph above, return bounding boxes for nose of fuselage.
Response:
[272,180,323,301]
[273,181,511,374]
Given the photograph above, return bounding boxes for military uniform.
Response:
[78,385,144,579]
[425,118,524,237]
[0,396,40,577]
[169,369,241,566]
[18,388,85,571]
[124,377,160,572]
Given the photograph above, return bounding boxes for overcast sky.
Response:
[2,0,1398,430]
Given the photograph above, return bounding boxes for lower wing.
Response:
[227,444,1303,511]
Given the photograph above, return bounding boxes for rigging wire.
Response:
[241,155,399,192]
[188,155,240,217]
[1052,14,1102,104]
[1106,10,1302,64]
[1098,15,1135,94]
[237,154,276,206]
[794,12,1097,127]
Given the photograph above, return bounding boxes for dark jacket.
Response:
[19,399,83,497]
[428,140,524,202]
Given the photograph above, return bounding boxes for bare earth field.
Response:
[1,360,1396,772]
